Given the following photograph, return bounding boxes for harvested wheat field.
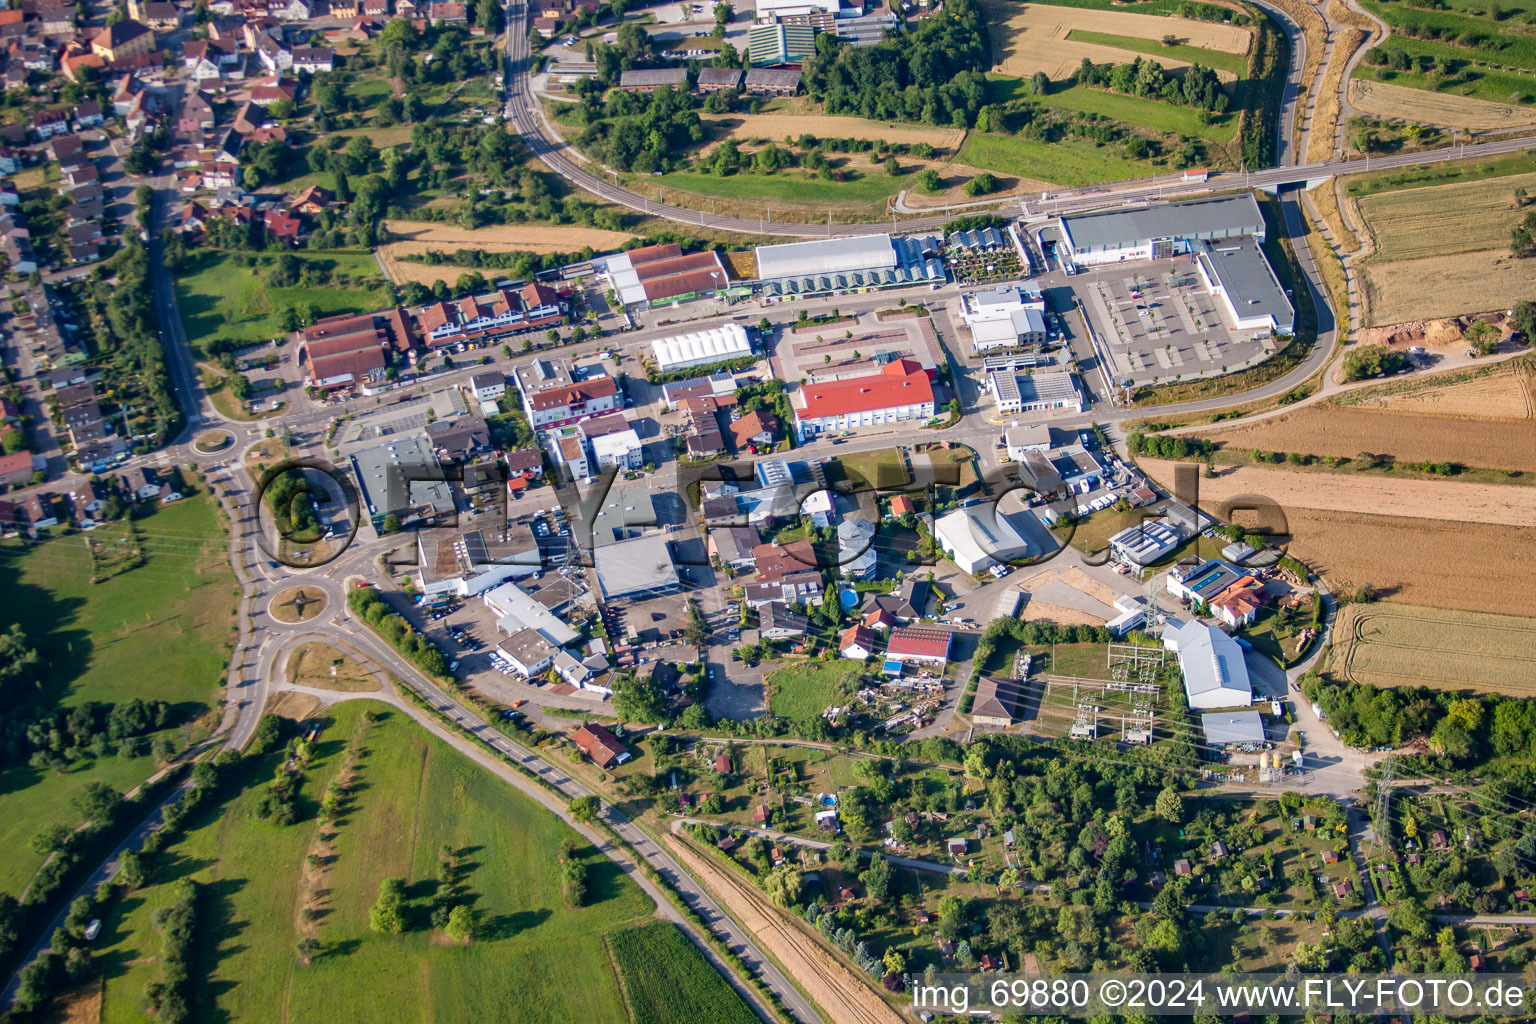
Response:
[981,0,1247,83]
[702,113,965,152]
[1359,249,1536,325]
[1139,459,1536,527]
[1334,358,1535,419]
[665,834,903,1024]
[378,220,635,284]
[263,690,323,721]
[1279,509,1536,615]
[1348,79,1536,131]
[1359,172,1536,261]
[1325,603,1536,693]
[1197,396,1535,473]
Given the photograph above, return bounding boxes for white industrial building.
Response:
[989,370,1082,415]
[1057,194,1266,266]
[1194,237,1296,335]
[1108,519,1182,566]
[934,505,1048,575]
[483,581,580,647]
[754,0,839,19]
[755,233,945,296]
[591,428,644,471]
[1163,618,1252,709]
[960,284,1049,351]
[649,323,753,373]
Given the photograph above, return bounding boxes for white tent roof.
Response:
[650,323,752,371]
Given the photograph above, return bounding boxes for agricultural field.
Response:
[0,494,234,894]
[97,701,657,1024]
[1139,458,1536,528]
[1271,508,1536,616]
[1357,170,1536,260]
[980,0,1250,82]
[1346,79,1536,130]
[766,661,867,723]
[378,221,636,286]
[607,922,759,1024]
[1324,603,1536,694]
[1339,154,1536,322]
[175,249,395,352]
[652,167,922,216]
[1196,361,1536,471]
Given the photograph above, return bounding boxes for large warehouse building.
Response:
[650,323,754,373]
[1057,194,1266,266]
[1057,193,1293,336]
[791,359,935,439]
[602,242,730,309]
[755,233,945,296]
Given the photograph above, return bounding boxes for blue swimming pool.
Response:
[839,587,858,610]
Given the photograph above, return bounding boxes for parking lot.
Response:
[1074,259,1277,388]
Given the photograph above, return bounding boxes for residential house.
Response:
[729,410,777,450]
[263,207,305,246]
[291,44,334,71]
[290,185,334,215]
[760,602,808,639]
[0,451,36,487]
[504,447,544,480]
[30,108,69,140]
[839,624,877,660]
[617,68,688,93]
[706,525,756,572]
[572,723,630,768]
[425,417,491,462]
[72,100,104,128]
[91,19,155,61]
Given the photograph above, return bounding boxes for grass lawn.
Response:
[1343,151,1536,197]
[828,447,909,489]
[0,493,235,894]
[654,169,916,208]
[98,701,656,1024]
[957,131,1155,186]
[1035,81,1240,141]
[1031,641,1116,680]
[174,249,394,353]
[1353,52,1536,104]
[1058,506,1146,555]
[1063,28,1249,75]
[766,661,866,723]
[608,922,758,1024]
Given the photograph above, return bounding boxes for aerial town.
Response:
[0,0,1533,1017]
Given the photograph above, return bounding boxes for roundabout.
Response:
[193,429,234,454]
[268,584,330,625]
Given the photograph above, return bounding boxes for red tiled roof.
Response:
[527,375,617,412]
[572,723,627,767]
[798,360,933,420]
[624,241,682,266]
[751,539,815,581]
[840,624,875,653]
[885,627,952,660]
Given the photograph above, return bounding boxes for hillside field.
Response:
[96,701,658,1024]
[1325,604,1536,694]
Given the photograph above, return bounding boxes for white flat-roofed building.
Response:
[1194,237,1296,336]
[1058,194,1266,267]
[593,534,681,601]
[969,307,1049,351]
[754,0,839,19]
[483,582,580,647]
[1202,709,1266,747]
[1108,520,1181,565]
[755,233,898,280]
[650,323,753,372]
[591,427,643,471]
[498,627,558,677]
[989,370,1082,415]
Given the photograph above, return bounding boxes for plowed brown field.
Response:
[1139,460,1536,527]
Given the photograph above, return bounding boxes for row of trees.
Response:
[348,587,450,677]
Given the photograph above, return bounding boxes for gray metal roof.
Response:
[1197,237,1296,333]
[619,68,688,87]
[1201,709,1265,745]
[593,534,680,600]
[1061,194,1264,251]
